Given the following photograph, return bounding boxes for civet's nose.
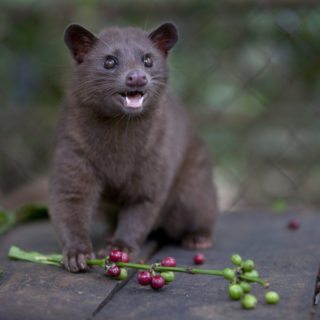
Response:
[126,70,148,87]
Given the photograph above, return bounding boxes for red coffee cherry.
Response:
[194,253,205,265]
[137,271,152,285]
[109,250,122,262]
[120,252,130,263]
[151,275,165,290]
[161,257,176,267]
[288,219,300,230]
[108,266,121,277]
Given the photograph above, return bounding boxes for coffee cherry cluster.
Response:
[227,254,279,309]
[109,250,130,263]
[106,250,130,280]
[9,245,281,312]
[137,256,176,290]
[104,250,279,309]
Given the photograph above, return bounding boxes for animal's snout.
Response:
[126,70,148,87]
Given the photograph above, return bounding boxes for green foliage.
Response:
[16,204,48,223]
[272,199,287,213]
[0,204,48,234]
[0,210,17,235]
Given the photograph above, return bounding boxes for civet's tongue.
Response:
[125,94,144,108]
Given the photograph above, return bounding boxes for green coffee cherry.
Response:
[228,284,244,300]
[244,269,259,280]
[243,260,255,272]
[241,294,258,309]
[223,268,235,280]
[265,291,279,304]
[240,281,252,293]
[231,254,242,266]
[160,271,175,284]
[115,268,128,280]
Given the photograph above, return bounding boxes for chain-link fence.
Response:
[1,1,319,212]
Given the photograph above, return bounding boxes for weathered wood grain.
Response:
[0,221,112,320]
[95,211,320,320]
[0,212,319,320]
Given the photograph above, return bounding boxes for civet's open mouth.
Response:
[120,91,145,108]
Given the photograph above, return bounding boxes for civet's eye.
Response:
[104,56,118,69]
[143,54,153,68]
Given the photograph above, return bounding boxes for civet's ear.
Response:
[64,24,98,64]
[148,22,178,56]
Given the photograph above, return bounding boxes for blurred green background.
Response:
[0,0,319,211]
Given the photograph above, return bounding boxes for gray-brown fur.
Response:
[49,22,218,272]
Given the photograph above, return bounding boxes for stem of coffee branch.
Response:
[8,246,268,287]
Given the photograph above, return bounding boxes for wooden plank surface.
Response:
[0,211,319,320]
[0,221,114,320]
[95,211,320,320]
